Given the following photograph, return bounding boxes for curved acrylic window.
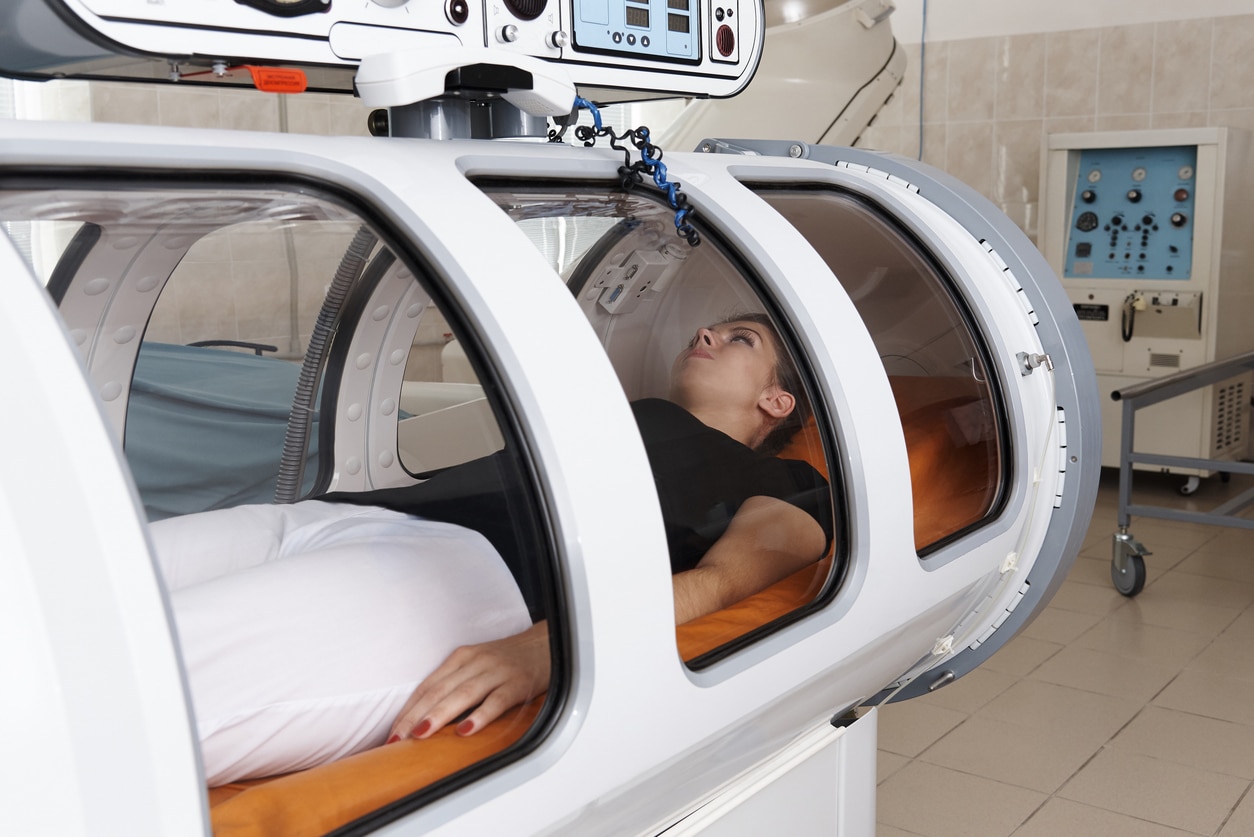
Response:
[0,179,560,833]
[753,186,1005,553]
[482,183,843,664]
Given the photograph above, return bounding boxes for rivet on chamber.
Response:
[100,381,123,401]
[83,277,111,296]
[111,236,139,250]
[372,304,391,321]
[135,274,162,292]
[355,352,373,369]
[113,325,137,344]
[347,403,363,421]
[406,303,423,318]
[378,451,395,468]
[389,349,406,365]
[345,457,362,475]
[380,398,396,416]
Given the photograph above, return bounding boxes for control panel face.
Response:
[1064,145,1197,281]
[1,0,763,99]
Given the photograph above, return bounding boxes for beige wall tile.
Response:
[917,39,949,125]
[995,34,1045,120]
[1096,112,1152,131]
[1045,115,1097,134]
[1058,748,1247,835]
[1045,29,1101,119]
[92,83,161,126]
[284,95,333,135]
[1097,23,1155,116]
[1210,107,1254,132]
[944,120,994,198]
[1152,17,1212,114]
[157,87,222,129]
[854,123,903,154]
[329,98,374,137]
[1151,111,1210,129]
[993,118,1044,203]
[1210,12,1254,109]
[220,91,279,133]
[946,37,996,122]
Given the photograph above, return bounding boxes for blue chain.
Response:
[551,98,700,247]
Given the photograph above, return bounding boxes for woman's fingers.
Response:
[388,621,550,741]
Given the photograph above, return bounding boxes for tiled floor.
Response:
[876,468,1254,837]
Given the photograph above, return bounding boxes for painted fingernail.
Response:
[455,719,474,736]
[386,734,400,745]
[411,719,432,738]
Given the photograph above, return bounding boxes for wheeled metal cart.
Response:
[1111,350,1254,595]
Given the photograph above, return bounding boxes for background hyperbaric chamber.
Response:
[0,118,1097,834]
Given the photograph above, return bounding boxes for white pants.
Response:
[151,500,531,785]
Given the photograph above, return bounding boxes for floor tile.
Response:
[1018,606,1101,644]
[877,750,910,785]
[1073,610,1213,669]
[1186,630,1254,683]
[1045,580,1129,618]
[1012,798,1199,837]
[1066,555,1115,587]
[1222,607,1254,640]
[876,700,968,758]
[1175,549,1254,584]
[919,716,1101,793]
[1057,748,1247,835]
[1029,644,1180,703]
[877,761,1045,837]
[1154,669,1254,727]
[1150,570,1254,611]
[1110,704,1254,780]
[877,826,926,837]
[1114,589,1241,635]
[1218,786,1254,836]
[981,635,1061,677]
[913,667,1018,713]
[978,679,1141,743]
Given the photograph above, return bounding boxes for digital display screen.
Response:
[668,12,689,32]
[626,5,650,27]
[667,0,689,9]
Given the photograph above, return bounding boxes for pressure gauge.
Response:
[1087,169,1101,183]
[1179,165,1195,180]
[1131,166,1147,182]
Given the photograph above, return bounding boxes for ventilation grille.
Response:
[1150,353,1181,369]
[1213,379,1248,454]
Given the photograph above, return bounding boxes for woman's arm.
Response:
[393,494,825,740]
[671,494,826,625]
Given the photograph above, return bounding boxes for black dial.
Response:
[1076,211,1099,232]
[234,0,330,16]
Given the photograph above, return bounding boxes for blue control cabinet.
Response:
[1064,145,1197,281]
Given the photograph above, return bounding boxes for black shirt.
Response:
[321,399,831,618]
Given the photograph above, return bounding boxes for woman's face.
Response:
[668,320,783,416]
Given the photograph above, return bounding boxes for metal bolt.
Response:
[788,144,803,158]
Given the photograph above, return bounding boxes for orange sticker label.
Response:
[244,66,308,94]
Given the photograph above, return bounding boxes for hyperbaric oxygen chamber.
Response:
[0,119,1098,835]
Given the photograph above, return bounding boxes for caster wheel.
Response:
[1221,472,1232,484]
[1112,553,1146,597]
[1180,476,1200,495]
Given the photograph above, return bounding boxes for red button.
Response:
[716,24,735,56]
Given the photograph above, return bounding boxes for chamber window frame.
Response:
[476,177,851,668]
[747,181,1013,558]
[0,167,571,827]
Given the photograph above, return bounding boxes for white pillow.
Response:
[153,502,531,785]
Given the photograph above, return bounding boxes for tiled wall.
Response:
[859,12,1254,245]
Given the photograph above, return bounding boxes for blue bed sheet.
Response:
[126,342,320,520]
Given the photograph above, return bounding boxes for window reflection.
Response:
[753,186,1005,552]
[484,184,842,662]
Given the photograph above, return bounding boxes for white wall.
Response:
[889,0,1254,44]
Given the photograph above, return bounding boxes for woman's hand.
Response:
[389,620,551,740]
